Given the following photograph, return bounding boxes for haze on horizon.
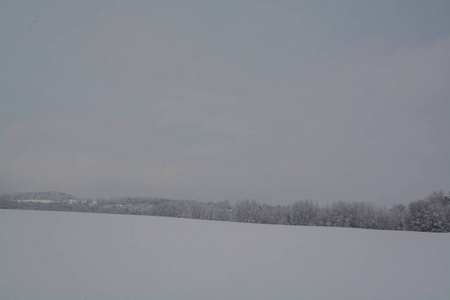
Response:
[1,0,449,206]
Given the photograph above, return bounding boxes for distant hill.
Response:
[5,191,77,201]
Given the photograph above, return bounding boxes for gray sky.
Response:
[1,0,449,206]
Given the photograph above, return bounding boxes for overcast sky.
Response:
[1,1,449,206]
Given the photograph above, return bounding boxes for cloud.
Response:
[1,1,449,204]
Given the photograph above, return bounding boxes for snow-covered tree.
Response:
[403,191,450,232]
[290,200,319,226]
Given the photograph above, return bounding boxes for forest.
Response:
[1,190,449,232]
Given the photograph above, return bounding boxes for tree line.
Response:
[1,190,449,232]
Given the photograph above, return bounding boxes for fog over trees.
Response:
[1,190,449,232]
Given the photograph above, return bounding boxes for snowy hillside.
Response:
[1,209,449,300]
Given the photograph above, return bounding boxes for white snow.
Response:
[1,209,449,300]
[16,199,55,204]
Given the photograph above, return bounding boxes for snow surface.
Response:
[1,209,449,300]
[16,200,55,204]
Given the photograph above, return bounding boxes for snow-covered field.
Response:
[1,209,449,300]
[16,199,55,204]
[16,199,79,204]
